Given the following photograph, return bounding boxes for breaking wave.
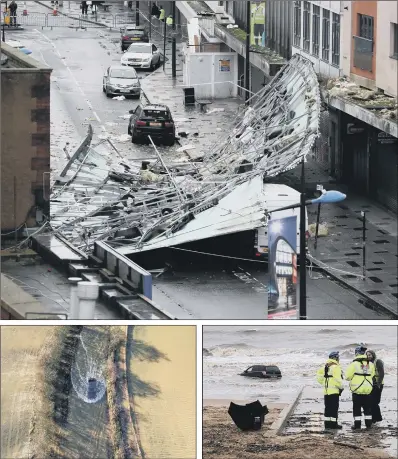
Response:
[317,328,354,334]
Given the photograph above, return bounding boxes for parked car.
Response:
[128,104,175,146]
[102,65,141,98]
[239,365,282,379]
[120,24,149,51]
[121,42,161,71]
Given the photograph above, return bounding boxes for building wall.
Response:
[376,1,398,97]
[266,0,292,59]
[1,45,51,233]
[350,0,377,89]
[292,0,343,79]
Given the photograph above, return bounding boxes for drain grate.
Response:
[367,268,382,271]
[366,290,382,295]
[373,261,385,265]
[352,246,363,250]
[353,227,368,231]
[374,250,388,254]
[347,261,360,267]
[373,239,390,244]
[341,274,357,279]
[345,252,360,256]
[321,259,338,263]
[369,276,383,283]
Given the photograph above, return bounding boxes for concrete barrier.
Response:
[94,241,152,299]
[270,385,305,435]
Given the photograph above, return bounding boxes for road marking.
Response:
[33,28,111,139]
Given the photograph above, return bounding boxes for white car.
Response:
[120,43,161,70]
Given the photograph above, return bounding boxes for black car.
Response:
[240,365,282,379]
[120,24,149,51]
[128,104,175,146]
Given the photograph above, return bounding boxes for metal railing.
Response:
[7,12,189,37]
[353,35,373,72]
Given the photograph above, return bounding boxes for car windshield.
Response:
[127,44,151,54]
[142,109,169,120]
[110,68,137,79]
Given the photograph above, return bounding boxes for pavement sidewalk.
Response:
[278,159,398,317]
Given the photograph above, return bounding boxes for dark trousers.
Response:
[352,393,372,428]
[10,12,17,25]
[324,394,339,428]
[371,385,383,423]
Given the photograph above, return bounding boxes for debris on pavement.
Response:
[112,95,125,100]
[48,54,321,256]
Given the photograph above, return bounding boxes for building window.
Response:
[322,9,330,61]
[294,1,302,47]
[358,14,374,40]
[303,2,311,52]
[312,5,320,56]
[392,23,398,59]
[332,13,340,66]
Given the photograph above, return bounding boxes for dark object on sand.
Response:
[240,365,282,379]
[228,400,269,431]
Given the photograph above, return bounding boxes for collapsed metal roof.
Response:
[49,54,321,254]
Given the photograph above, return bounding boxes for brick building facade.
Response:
[1,43,52,234]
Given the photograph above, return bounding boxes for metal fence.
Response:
[7,13,189,38]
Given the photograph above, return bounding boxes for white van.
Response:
[254,183,309,258]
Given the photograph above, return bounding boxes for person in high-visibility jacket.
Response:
[316,351,344,430]
[366,349,385,423]
[159,6,165,22]
[345,345,375,430]
[166,15,173,26]
[251,1,265,46]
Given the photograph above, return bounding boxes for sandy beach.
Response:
[203,402,392,459]
[129,326,196,459]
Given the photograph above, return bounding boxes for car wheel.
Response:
[131,131,139,143]
[102,85,105,93]
[128,125,131,135]
[150,61,154,71]
[106,89,111,98]
[167,139,175,147]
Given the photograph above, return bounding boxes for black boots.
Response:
[325,421,343,430]
[351,420,361,430]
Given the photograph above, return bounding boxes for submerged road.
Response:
[6,19,391,319]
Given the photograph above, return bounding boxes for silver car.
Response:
[120,43,161,70]
[102,65,141,98]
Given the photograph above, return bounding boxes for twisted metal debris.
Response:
[49,54,321,254]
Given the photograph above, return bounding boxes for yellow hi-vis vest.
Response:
[345,355,375,395]
[159,8,165,20]
[316,359,343,395]
[252,4,265,25]
[166,16,173,26]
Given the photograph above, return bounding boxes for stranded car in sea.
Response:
[239,365,282,379]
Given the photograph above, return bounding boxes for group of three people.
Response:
[151,3,173,25]
[317,345,384,430]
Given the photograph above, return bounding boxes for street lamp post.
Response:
[135,1,139,26]
[267,187,347,320]
[245,1,250,104]
[299,158,306,320]
[171,0,176,78]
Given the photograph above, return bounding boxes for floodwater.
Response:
[203,325,398,456]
